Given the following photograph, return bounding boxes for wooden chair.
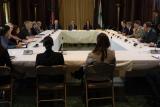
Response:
[84,63,115,107]
[36,65,66,107]
[0,66,13,107]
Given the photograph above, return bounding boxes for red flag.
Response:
[51,11,54,24]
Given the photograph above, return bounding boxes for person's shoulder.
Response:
[36,53,44,58]
[108,48,115,55]
[54,52,63,56]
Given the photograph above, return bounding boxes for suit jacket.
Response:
[83,24,93,30]
[48,24,62,30]
[31,27,40,35]
[68,24,77,30]
[142,28,157,43]
[126,27,133,35]
[0,47,12,68]
[19,27,31,39]
[36,49,64,66]
[121,27,128,35]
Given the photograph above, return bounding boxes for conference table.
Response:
[8,30,160,78]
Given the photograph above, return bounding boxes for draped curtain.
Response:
[59,0,94,29]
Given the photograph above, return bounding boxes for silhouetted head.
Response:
[43,36,54,50]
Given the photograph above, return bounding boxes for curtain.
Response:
[154,0,160,11]
[59,0,94,29]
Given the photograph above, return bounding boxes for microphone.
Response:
[61,37,64,54]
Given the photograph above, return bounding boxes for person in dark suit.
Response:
[31,22,41,35]
[68,20,77,30]
[126,21,133,35]
[36,36,64,66]
[120,20,128,36]
[140,22,158,44]
[36,36,64,83]
[83,20,93,30]
[48,19,62,30]
[19,21,32,39]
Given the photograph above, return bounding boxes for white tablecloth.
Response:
[8,30,160,77]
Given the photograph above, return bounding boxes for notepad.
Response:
[23,50,33,55]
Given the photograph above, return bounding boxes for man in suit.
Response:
[126,21,133,35]
[68,20,77,30]
[140,21,158,44]
[19,21,33,39]
[120,20,128,36]
[83,20,93,30]
[36,36,64,66]
[48,19,62,30]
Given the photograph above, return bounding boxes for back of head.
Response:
[43,36,54,50]
[93,33,111,61]
[96,33,110,49]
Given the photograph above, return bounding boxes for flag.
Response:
[98,0,103,28]
[51,11,54,24]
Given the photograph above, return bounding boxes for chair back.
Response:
[85,63,115,82]
[0,66,11,76]
[36,65,66,76]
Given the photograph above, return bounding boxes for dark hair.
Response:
[0,25,10,36]
[134,20,141,25]
[43,36,54,50]
[144,21,152,28]
[11,25,19,36]
[93,33,111,62]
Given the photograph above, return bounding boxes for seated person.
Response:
[120,20,128,36]
[36,36,64,66]
[0,25,22,49]
[72,33,116,79]
[83,20,93,30]
[19,21,33,39]
[126,21,133,36]
[130,20,144,38]
[6,23,22,44]
[48,19,62,30]
[36,21,43,32]
[11,25,23,44]
[85,33,116,65]
[0,44,12,68]
[140,22,158,44]
[31,22,41,35]
[68,20,77,30]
